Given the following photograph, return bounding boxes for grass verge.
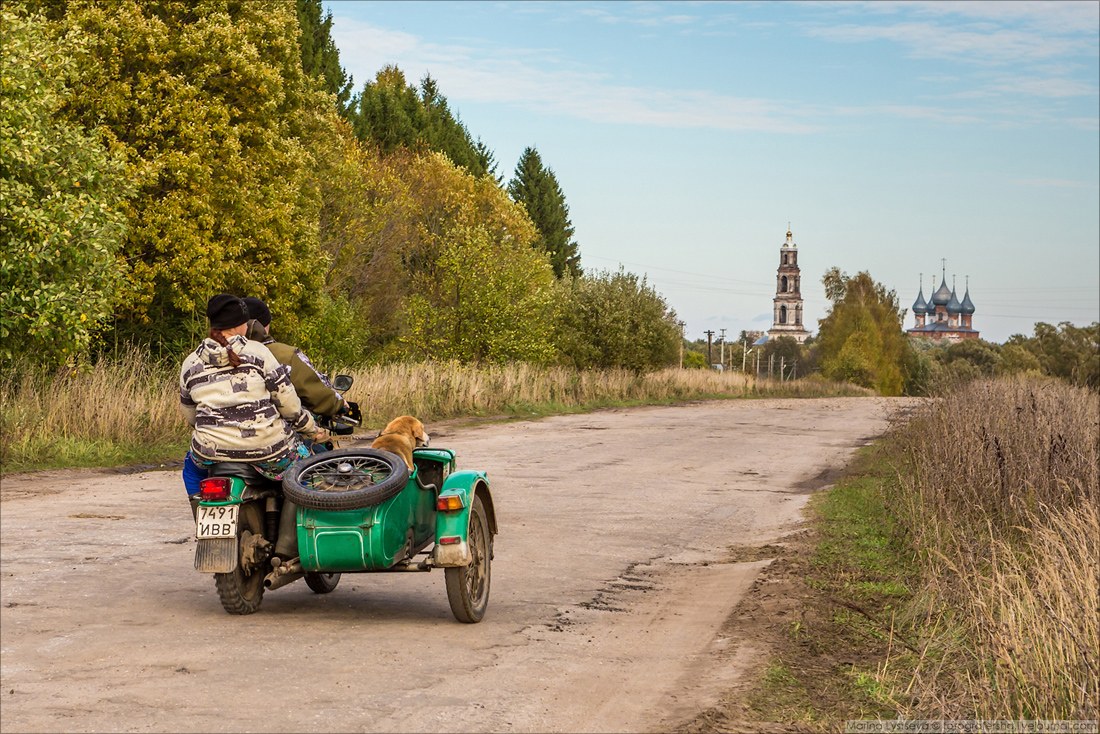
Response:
[679,445,918,733]
[681,376,1098,732]
[2,356,871,474]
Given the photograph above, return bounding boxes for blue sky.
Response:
[325,1,1100,343]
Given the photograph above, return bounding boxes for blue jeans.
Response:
[182,451,206,496]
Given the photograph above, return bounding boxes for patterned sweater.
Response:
[179,335,323,463]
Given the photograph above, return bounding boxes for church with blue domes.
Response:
[906,266,978,343]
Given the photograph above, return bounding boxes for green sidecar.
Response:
[193,446,497,623]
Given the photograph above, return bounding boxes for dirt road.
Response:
[1,397,908,733]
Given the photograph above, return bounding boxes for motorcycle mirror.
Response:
[333,374,354,392]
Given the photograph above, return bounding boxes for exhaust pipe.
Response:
[264,558,303,591]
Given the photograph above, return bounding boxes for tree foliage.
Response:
[55,0,330,351]
[556,268,679,371]
[1004,321,1099,388]
[401,224,559,363]
[0,7,131,365]
[507,146,581,279]
[295,0,353,116]
[348,65,495,179]
[906,323,1097,392]
[817,268,909,395]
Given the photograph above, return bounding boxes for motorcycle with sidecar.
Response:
[192,376,497,623]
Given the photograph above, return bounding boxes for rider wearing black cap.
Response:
[242,296,357,421]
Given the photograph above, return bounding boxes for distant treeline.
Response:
[1,1,677,370]
[681,268,1098,395]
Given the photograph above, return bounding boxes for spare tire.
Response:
[282,448,409,511]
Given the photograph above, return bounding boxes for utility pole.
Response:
[719,328,726,370]
[678,320,686,369]
[780,356,785,382]
[704,330,715,368]
[742,338,748,372]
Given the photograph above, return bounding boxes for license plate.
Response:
[196,505,239,539]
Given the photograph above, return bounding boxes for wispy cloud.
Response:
[332,18,820,133]
[331,14,1095,134]
[807,21,1089,64]
[1013,178,1100,189]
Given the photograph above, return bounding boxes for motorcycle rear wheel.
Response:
[445,495,491,623]
[214,502,266,615]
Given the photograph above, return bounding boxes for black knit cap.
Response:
[206,294,249,330]
[242,297,272,327]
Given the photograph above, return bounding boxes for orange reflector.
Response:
[436,495,464,511]
[439,535,461,545]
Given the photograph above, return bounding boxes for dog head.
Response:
[380,415,429,447]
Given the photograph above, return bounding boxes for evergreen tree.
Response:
[296,0,354,116]
[348,65,495,178]
[507,147,581,279]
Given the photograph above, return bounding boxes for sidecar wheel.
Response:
[445,495,491,623]
[304,572,341,594]
[214,502,266,615]
[283,448,409,511]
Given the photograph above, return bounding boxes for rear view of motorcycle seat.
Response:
[208,463,265,481]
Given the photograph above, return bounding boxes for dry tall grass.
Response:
[1,354,870,472]
[0,352,187,471]
[884,377,1099,719]
[340,362,870,426]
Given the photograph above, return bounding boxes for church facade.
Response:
[906,269,979,343]
[767,229,811,344]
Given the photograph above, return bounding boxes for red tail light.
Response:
[199,477,231,501]
[438,535,461,545]
[436,495,465,512]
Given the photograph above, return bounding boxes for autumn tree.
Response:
[55,0,330,351]
[817,268,909,395]
[507,147,581,279]
[296,0,354,116]
[0,7,131,365]
[396,153,558,363]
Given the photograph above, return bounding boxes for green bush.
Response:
[556,268,679,371]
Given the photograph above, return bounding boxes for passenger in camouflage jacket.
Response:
[179,295,330,467]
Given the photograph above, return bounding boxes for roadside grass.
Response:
[881,376,1099,720]
[755,447,917,728]
[2,354,870,474]
[682,375,1099,732]
[0,352,191,474]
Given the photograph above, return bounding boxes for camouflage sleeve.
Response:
[265,359,324,441]
[179,364,197,427]
[287,348,344,417]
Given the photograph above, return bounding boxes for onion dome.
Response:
[946,287,962,315]
[931,275,952,306]
[961,287,975,315]
[912,286,928,315]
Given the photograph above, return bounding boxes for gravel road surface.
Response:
[1,397,909,733]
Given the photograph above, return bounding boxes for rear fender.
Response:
[195,477,247,573]
[433,471,490,567]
